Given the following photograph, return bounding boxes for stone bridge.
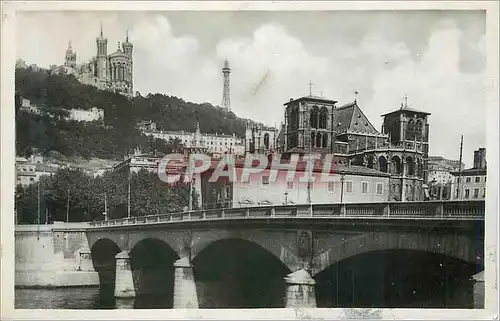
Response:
[84,200,485,309]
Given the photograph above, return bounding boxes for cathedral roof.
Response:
[333,101,380,135]
[109,50,128,58]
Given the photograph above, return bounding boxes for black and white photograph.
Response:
[1,1,498,319]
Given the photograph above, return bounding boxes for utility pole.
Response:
[188,155,193,211]
[456,135,464,199]
[127,172,131,218]
[37,180,41,225]
[66,186,70,223]
[104,193,108,221]
[340,174,345,203]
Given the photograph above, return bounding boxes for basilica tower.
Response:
[64,41,77,70]
[96,23,108,80]
[122,30,134,87]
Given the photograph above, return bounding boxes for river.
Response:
[15,288,166,309]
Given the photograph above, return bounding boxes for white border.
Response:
[1,1,498,319]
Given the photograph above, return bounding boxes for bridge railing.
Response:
[88,200,484,228]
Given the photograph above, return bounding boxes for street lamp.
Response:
[340,174,345,204]
[284,191,288,205]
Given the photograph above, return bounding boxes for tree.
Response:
[15,66,262,161]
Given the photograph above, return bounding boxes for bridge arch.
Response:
[129,237,180,308]
[191,230,300,272]
[315,248,480,308]
[192,237,292,308]
[90,238,121,293]
[312,231,483,276]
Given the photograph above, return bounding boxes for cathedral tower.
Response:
[221,59,231,111]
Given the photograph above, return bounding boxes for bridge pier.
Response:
[114,251,136,298]
[173,257,199,309]
[472,270,485,309]
[76,243,95,272]
[284,269,316,308]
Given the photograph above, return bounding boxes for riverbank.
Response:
[15,223,99,288]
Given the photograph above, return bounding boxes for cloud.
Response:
[16,12,485,167]
[364,19,486,165]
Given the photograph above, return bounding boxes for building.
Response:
[61,25,134,98]
[18,98,41,115]
[426,156,464,200]
[139,121,246,156]
[450,148,487,200]
[196,155,391,210]
[18,97,104,122]
[428,156,464,184]
[15,155,57,186]
[280,94,431,202]
[245,122,279,154]
[137,120,157,132]
[112,148,164,174]
[67,107,104,122]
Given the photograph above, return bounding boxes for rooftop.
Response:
[381,106,431,117]
[451,167,487,176]
[284,95,338,106]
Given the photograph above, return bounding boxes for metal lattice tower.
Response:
[222,59,231,111]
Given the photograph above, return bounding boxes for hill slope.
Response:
[15,67,250,160]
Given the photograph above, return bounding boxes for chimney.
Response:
[473,150,481,168]
[479,148,486,169]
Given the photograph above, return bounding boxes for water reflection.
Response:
[15,288,173,310]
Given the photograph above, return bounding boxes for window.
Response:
[485,176,487,182]
[376,183,383,195]
[483,188,486,197]
[362,181,368,194]
[328,181,334,192]
[346,181,353,193]
[466,177,471,183]
[287,181,293,190]
[261,176,270,185]
[30,178,34,181]
[475,177,480,183]
[474,188,479,198]
[464,189,470,199]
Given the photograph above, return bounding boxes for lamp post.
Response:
[340,174,345,204]
[103,193,108,221]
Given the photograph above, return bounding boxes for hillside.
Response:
[15,66,250,160]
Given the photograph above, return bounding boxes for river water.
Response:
[15,288,158,309]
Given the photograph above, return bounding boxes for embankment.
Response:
[15,222,99,288]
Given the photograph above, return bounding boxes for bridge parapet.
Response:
[88,200,484,228]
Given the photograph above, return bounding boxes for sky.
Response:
[16,10,486,167]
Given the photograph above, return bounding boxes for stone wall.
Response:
[15,223,99,287]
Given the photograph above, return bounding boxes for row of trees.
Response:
[15,67,251,160]
[15,168,197,224]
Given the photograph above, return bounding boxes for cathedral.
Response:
[63,25,134,98]
[274,94,431,202]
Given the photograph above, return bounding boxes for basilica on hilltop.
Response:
[62,25,134,98]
